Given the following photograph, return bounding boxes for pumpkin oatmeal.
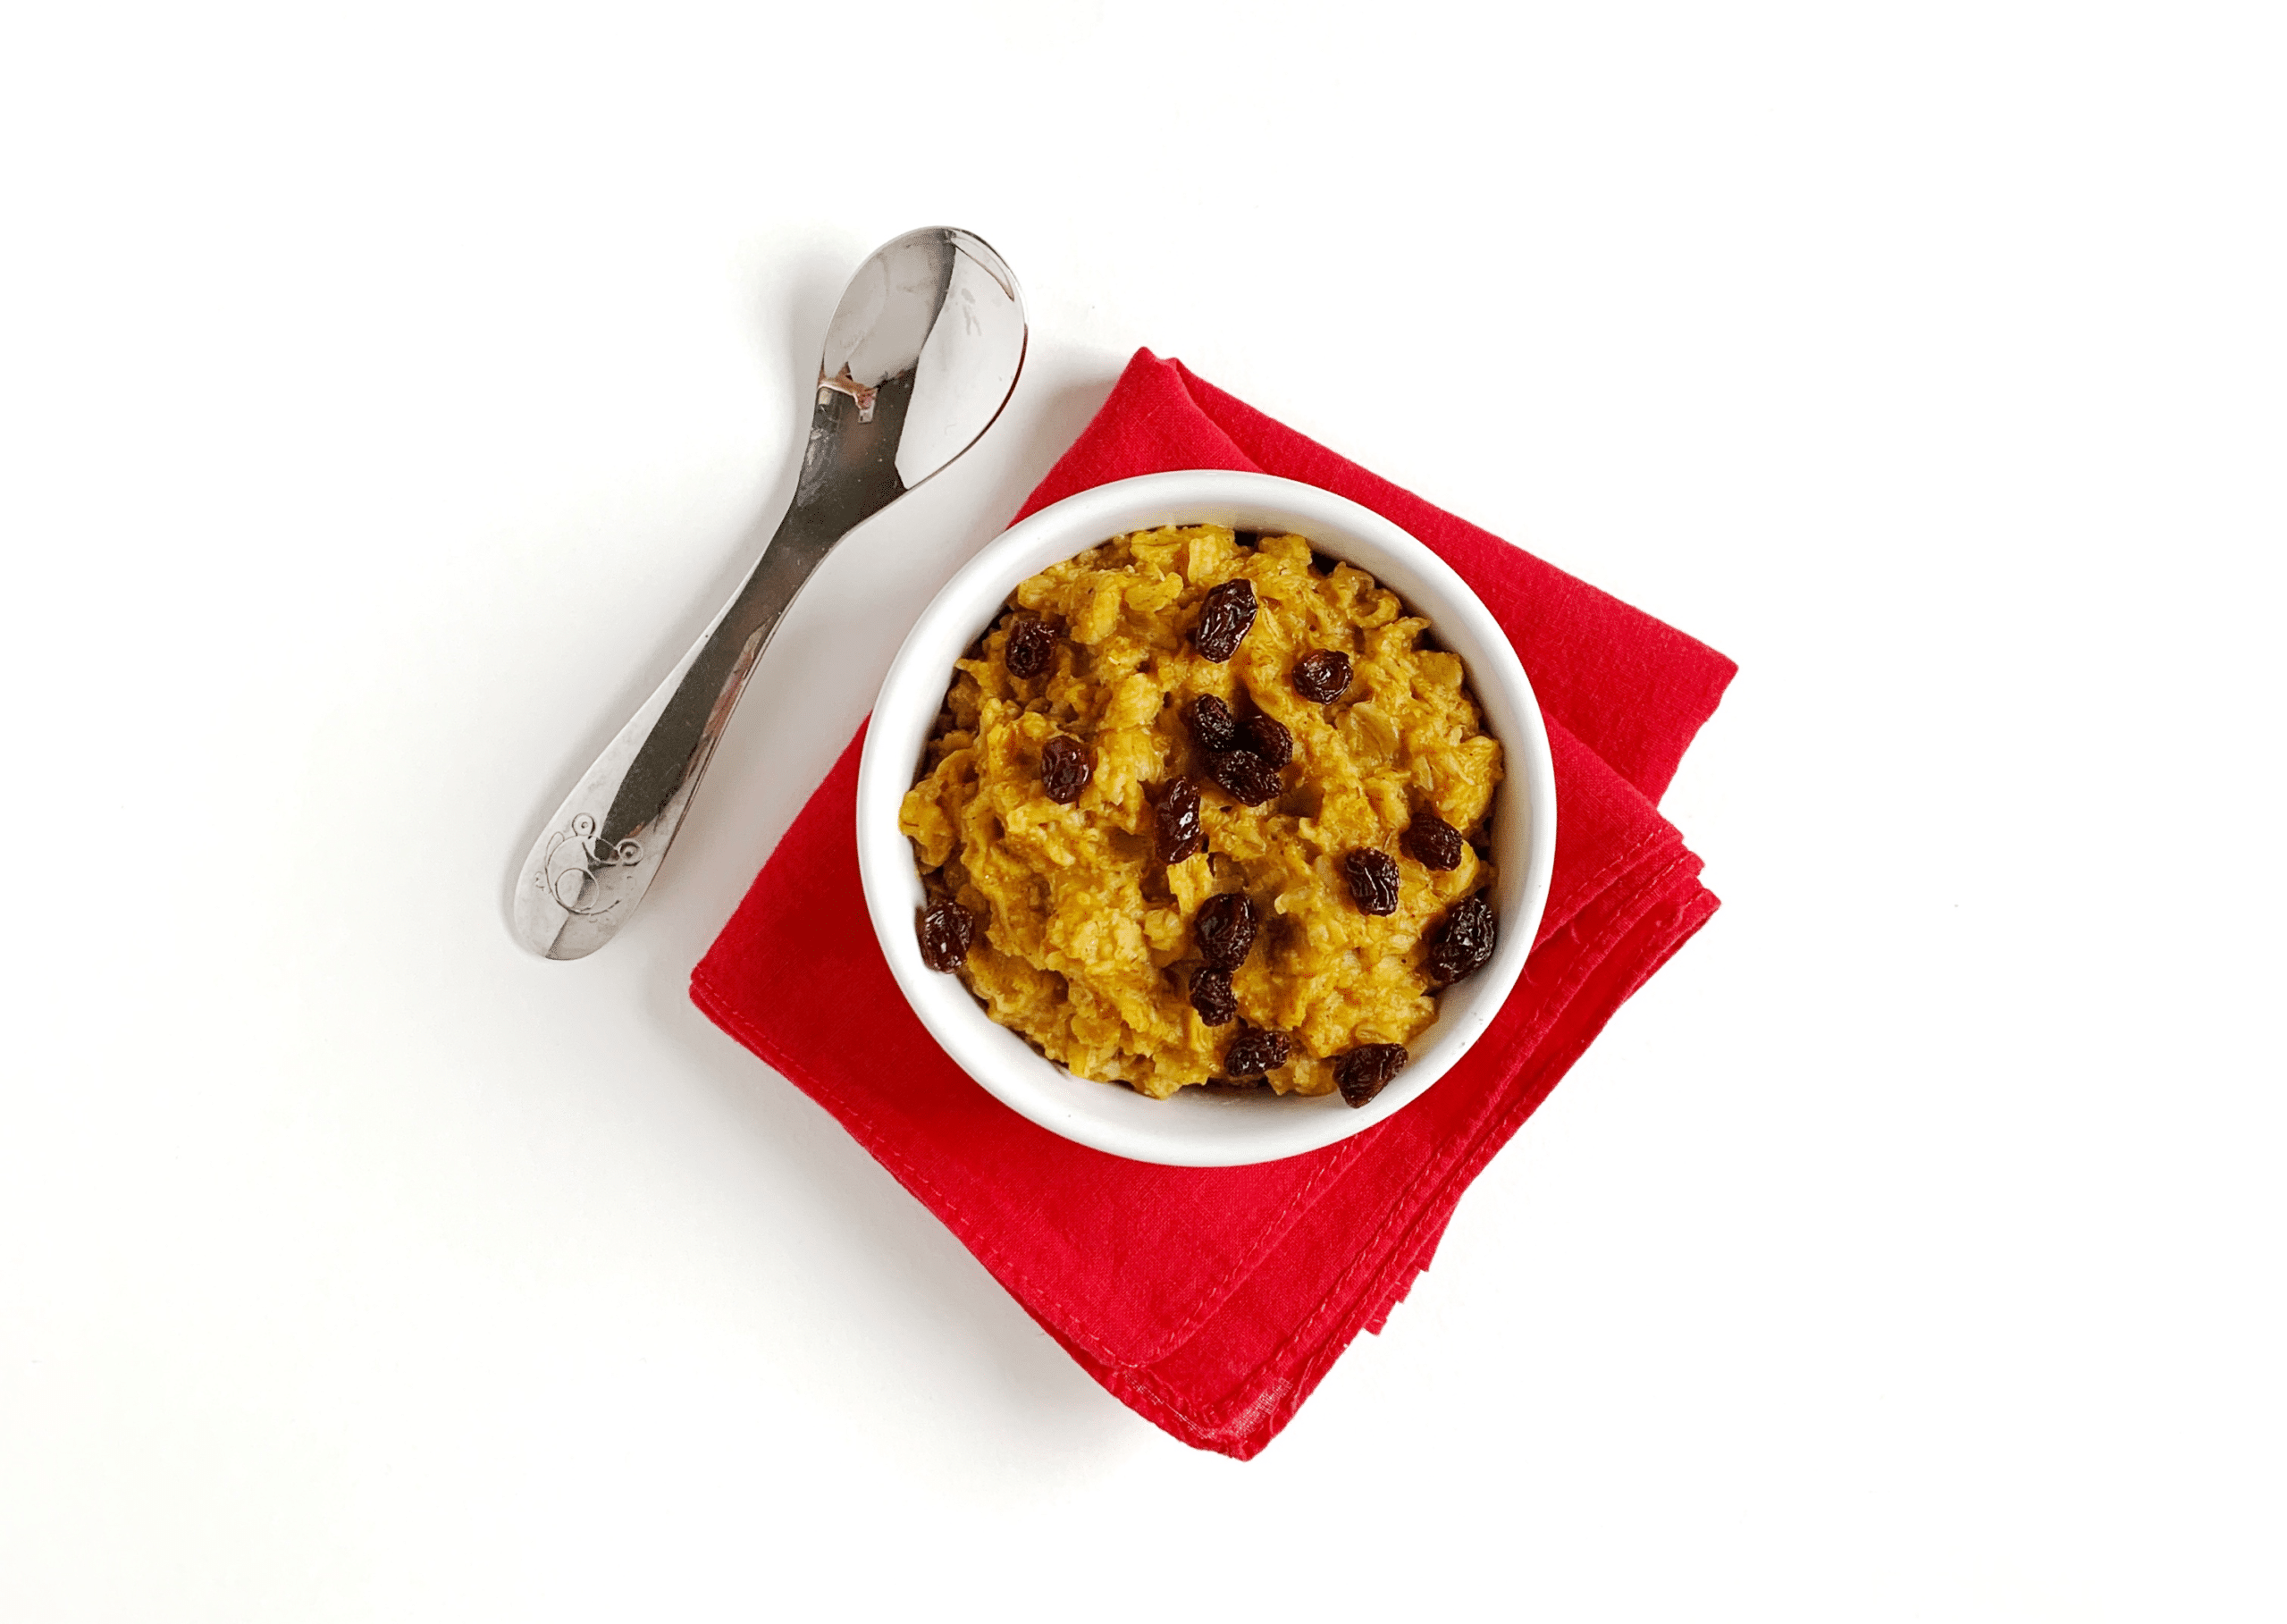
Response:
[896,525,1502,1102]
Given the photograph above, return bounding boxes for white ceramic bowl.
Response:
[854,471,1556,1166]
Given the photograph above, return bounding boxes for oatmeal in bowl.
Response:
[898,524,1502,1105]
[856,472,1555,1167]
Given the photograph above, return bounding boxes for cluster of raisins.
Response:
[1184,694,1239,753]
[1339,814,1478,921]
[1238,709,1291,766]
[1186,686,1291,813]
[1193,696,1288,762]
[1189,893,1256,1026]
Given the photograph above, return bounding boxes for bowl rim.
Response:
[853,469,1556,1167]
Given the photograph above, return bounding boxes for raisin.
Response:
[917,901,975,972]
[1342,848,1401,916]
[1185,694,1239,754]
[1426,894,1498,987]
[1401,813,1466,871]
[1208,749,1282,805]
[1190,965,1237,1026]
[1192,579,1257,662]
[1038,735,1091,804]
[1292,649,1353,703]
[1004,613,1056,679]
[1194,891,1258,969]
[1223,1026,1291,1078]
[1153,776,1205,864]
[1333,1043,1409,1108]
[1237,708,1292,768]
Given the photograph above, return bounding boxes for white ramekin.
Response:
[854,471,1555,1167]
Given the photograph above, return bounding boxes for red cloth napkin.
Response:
[691,350,1735,1459]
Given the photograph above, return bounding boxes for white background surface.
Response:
[3,3,2282,1619]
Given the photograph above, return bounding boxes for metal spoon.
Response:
[512,227,1027,959]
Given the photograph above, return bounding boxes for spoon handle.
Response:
[511,383,910,960]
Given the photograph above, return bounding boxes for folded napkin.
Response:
[692,350,1735,1459]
